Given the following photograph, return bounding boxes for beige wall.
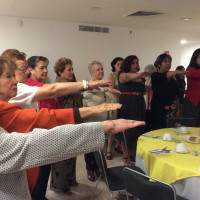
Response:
[0,16,199,82]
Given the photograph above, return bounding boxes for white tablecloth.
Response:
[136,153,200,200]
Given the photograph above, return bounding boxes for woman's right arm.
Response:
[33,80,112,102]
[79,103,121,119]
[0,101,121,133]
[119,72,149,83]
[167,70,189,79]
[0,119,145,173]
[0,123,105,173]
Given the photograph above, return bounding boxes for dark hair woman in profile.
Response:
[27,56,62,200]
[150,53,188,131]
[182,48,200,126]
[116,55,149,165]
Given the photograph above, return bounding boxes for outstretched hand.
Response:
[108,87,121,96]
[176,70,189,76]
[93,103,122,115]
[140,72,151,78]
[167,70,189,79]
[102,119,146,133]
[88,80,112,90]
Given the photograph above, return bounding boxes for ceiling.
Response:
[0,0,200,34]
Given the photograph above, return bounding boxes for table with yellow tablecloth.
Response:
[136,127,200,200]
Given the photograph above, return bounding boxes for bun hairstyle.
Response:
[27,56,49,69]
[111,57,124,72]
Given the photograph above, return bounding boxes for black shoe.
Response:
[87,170,95,182]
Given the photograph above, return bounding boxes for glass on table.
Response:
[174,123,182,143]
[190,143,200,156]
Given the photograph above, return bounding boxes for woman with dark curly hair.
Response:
[182,48,200,126]
[50,57,82,195]
[116,55,149,165]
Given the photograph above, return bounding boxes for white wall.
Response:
[180,44,200,67]
[0,16,199,83]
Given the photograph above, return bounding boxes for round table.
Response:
[136,127,200,200]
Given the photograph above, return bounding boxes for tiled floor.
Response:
[46,150,130,200]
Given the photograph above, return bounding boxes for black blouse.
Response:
[151,72,178,112]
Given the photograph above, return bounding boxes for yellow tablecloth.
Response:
[137,127,200,184]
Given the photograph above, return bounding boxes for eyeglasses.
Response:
[16,67,29,73]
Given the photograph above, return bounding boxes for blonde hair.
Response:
[88,61,103,72]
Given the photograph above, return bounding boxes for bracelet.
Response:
[82,80,89,90]
[110,120,115,133]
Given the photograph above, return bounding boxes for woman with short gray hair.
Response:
[83,60,116,181]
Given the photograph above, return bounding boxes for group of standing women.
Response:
[40,49,200,194]
[150,50,200,130]
[24,56,122,196]
[0,52,145,199]
[107,49,200,166]
[1,47,199,199]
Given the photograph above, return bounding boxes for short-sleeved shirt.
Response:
[9,83,39,109]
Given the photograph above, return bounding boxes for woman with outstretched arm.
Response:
[0,119,145,200]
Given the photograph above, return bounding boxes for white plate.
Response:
[179,130,190,134]
[173,147,190,154]
[182,133,200,144]
[162,137,175,142]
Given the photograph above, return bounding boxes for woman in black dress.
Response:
[116,55,149,165]
[150,53,188,131]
